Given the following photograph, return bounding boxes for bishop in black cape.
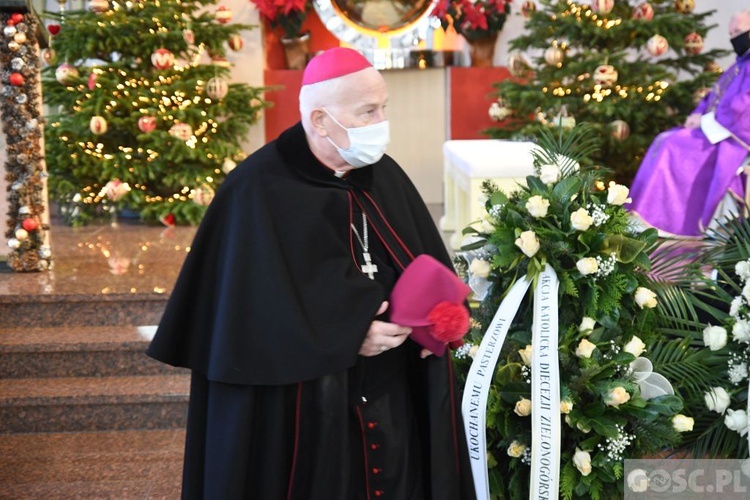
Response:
[147,122,477,499]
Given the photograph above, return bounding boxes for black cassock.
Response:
[147,123,476,500]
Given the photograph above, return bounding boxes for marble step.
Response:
[0,374,190,434]
[0,325,179,379]
[0,293,168,329]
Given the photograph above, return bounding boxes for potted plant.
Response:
[250,0,311,69]
[432,0,512,66]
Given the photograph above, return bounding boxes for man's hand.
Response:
[684,113,701,129]
[359,301,412,356]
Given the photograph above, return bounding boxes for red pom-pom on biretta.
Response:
[427,301,470,343]
[301,47,373,86]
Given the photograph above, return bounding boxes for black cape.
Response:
[147,123,476,500]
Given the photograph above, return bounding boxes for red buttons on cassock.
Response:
[367,422,377,429]
[372,468,382,474]
[374,491,384,497]
[370,444,380,450]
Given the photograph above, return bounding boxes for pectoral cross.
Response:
[361,252,378,280]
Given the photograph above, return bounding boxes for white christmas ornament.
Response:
[647,35,669,56]
[192,184,215,206]
[90,115,108,135]
[593,64,618,87]
[222,158,237,174]
[488,101,512,122]
[104,179,130,201]
[206,77,229,100]
[169,123,193,141]
[215,5,232,24]
[55,63,79,84]
[591,0,614,15]
[544,46,564,66]
[15,228,28,241]
[7,238,20,249]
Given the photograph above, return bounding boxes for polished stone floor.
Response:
[1,220,196,500]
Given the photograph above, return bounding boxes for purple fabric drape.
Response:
[627,52,750,237]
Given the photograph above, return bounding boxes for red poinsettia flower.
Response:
[249,0,309,39]
[432,0,512,42]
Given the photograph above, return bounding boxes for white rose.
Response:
[576,421,591,433]
[737,261,750,281]
[560,400,574,414]
[733,320,750,343]
[573,448,592,476]
[468,345,479,358]
[703,325,728,351]
[672,414,694,433]
[539,164,560,184]
[607,182,632,205]
[515,230,540,258]
[730,296,743,317]
[507,441,527,458]
[576,257,598,276]
[623,336,646,358]
[604,386,631,407]
[469,258,491,279]
[518,345,532,366]
[704,386,731,414]
[525,195,550,218]
[627,469,649,493]
[578,317,596,334]
[634,287,657,309]
[575,339,597,358]
[743,281,750,303]
[570,208,593,231]
[725,409,749,436]
[514,398,531,417]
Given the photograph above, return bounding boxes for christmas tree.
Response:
[42,0,269,225]
[486,0,729,185]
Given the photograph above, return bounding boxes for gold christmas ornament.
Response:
[610,120,630,141]
[520,0,536,18]
[544,46,564,66]
[705,61,723,74]
[215,5,232,24]
[89,0,109,13]
[674,0,694,14]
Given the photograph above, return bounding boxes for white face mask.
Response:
[322,108,390,168]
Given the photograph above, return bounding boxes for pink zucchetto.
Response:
[301,47,373,86]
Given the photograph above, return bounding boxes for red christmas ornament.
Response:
[228,33,244,51]
[427,302,470,343]
[138,116,157,133]
[684,32,704,55]
[10,13,24,25]
[22,218,39,231]
[151,48,175,70]
[632,2,654,21]
[159,213,176,227]
[88,72,98,90]
[9,73,24,86]
[47,24,61,35]
[215,5,232,24]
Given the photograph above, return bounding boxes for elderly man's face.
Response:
[729,12,750,38]
[324,69,388,150]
